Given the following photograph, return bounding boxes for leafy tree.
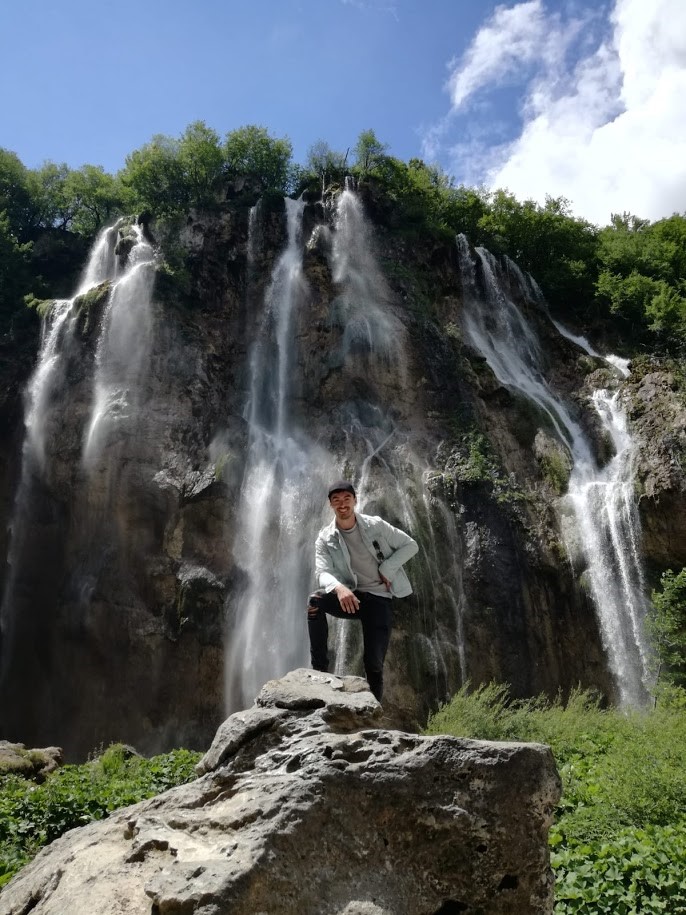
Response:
[596,213,686,344]
[223,125,293,193]
[306,139,348,186]
[0,211,32,322]
[176,121,224,207]
[649,568,686,692]
[28,161,73,231]
[121,134,186,216]
[0,149,36,235]
[62,165,126,235]
[353,129,387,175]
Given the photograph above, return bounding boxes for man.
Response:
[307,480,419,702]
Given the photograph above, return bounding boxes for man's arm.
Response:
[374,518,419,582]
[314,536,359,613]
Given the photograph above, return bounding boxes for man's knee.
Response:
[307,589,326,619]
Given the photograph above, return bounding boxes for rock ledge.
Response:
[0,670,560,915]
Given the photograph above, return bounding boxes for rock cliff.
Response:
[0,670,561,915]
[0,181,683,757]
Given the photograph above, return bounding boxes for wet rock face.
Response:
[0,193,649,757]
[625,367,686,569]
[0,671,561,915]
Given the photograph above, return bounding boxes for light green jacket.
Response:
[315,512,419,599]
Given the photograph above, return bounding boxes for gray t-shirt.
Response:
[339,523,391,598]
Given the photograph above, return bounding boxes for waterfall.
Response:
[226,198,334,711]
[330,185,405,367]
[550,317,631,378]
[0,223,120,675]
[82,225,156,467]
[566,391,651,705]
[226,190,467,709]
[457,235,651,705]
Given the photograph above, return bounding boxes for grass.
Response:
[425,683,686,914]
[0,744,201,888]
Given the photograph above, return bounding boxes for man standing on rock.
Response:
[307,480,419,702]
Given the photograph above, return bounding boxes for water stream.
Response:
[457,234,651,705]
[82,225,156,468]
[0,223,121,675]
[226,198,334,710]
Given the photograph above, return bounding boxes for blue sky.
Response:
[2,0,685,225]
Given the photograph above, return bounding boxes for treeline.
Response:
[2,121,686,352]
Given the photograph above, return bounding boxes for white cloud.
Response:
[446,0,548,109]
[425,0,686,225]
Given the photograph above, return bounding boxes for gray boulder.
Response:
[0,669,561,915]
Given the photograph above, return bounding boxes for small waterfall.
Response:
[226,198,334,710]
[82,225,156,467]
[566,391,651,704]
[457,235,651,705]
[550,317,631,378]
[0,224,120,675]
[330,185,405,366]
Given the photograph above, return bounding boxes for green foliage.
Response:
[426,684,686,914]
[649,567,686,691]
[352,129,387,175]
[61,165,127,235]
[538,448,571,494]
[476,190,599,319]
[440,431,526,507]
[305,139,348,187]
[224,124,293,193]
[552,825,686,914]
[596,213,686,344]
[0,211,32,299]
[0,744,201,887]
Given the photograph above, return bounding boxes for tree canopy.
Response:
[2,123,686,356]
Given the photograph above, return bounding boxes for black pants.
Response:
[307,589,393,702]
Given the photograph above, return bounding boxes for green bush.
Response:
[0,744,201,887]
[425,684,686,913]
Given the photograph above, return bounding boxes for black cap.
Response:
[327,480,356,499]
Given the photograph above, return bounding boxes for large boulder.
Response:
[0,670,561,915]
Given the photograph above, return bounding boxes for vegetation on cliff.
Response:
[427,684,686,913]
[0,744,200,887]
[2,120,686,355]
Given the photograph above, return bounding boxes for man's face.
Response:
[329,490,356,524]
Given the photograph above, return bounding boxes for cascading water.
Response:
[226,198,334,711]
[330,181,405,368]
[83,225,156,467]
[565,390,651,705]
[323,186,466,694]
[0,223,120,676]
[457,234,651,705]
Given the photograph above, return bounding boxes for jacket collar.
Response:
[322,513,369,542]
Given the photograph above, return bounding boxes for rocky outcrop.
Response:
[0,670,561,915]
[624,364,686,570]
[0,741,62,781]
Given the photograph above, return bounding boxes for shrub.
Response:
[0,744,201,887]
[425,684,686,913]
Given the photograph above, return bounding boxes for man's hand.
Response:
[380,573,391,592]
[335,584,360,614]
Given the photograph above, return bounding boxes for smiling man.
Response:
[306,480,419,702]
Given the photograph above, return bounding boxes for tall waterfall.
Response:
[0,224,121,675]
[226,190,467,709]
[457,235,651,705]
[226,198,334,711]
[322,187,466,695]
[83,225,156,468]
[330,184,404,364]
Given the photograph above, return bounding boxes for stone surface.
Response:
[0,742,63,780]
[0,671,561,915]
